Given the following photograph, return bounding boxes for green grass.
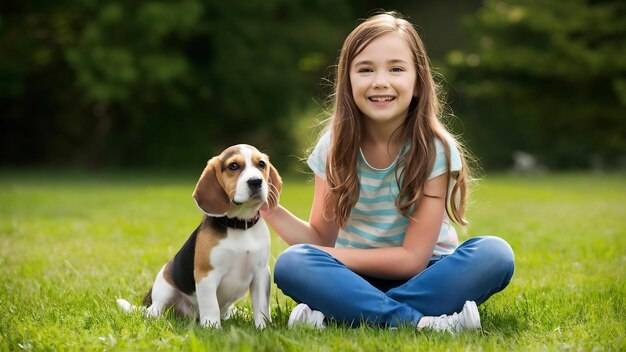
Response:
[1,171,624,351]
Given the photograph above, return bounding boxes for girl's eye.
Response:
[258,160,266,169]
[228,162,239,171]
[391,67,405,72]
[358,67,373,73]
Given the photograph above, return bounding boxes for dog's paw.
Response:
[255,315,272,330]
[145,305,163,318]
[200,318,221,329]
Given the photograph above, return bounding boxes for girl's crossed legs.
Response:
[274,236,514,327]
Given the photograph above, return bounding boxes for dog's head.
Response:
[193,144,282,219]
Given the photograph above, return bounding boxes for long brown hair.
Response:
[324,12,471,228]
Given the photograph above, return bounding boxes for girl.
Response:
[261,12,514,332]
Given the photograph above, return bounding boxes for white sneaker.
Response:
[288,303,325,329]
[417,301,481,333]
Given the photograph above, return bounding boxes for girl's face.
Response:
[349,32,417,130]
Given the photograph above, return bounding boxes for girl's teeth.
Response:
[370,97,394,102]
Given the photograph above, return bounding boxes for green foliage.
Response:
[0,172,624,350]
[3,1,623,170]
[0,1,351,168]
[445,0,626,169]
[64,2,201,102]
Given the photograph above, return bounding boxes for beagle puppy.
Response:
[117,144,282,329]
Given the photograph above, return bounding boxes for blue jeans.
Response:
[274,236,514,327]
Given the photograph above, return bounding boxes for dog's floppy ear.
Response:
[193,156,230,216]
[266,163,283,210]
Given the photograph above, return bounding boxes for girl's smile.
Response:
[369,95,396,104]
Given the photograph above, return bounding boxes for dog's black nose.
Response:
[247,178,263,189]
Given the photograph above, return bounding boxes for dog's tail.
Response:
[116,298,146,314]
[117,288,152,313]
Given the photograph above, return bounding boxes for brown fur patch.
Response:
[219,146,240,166]
[193,218,226,283]
[267,164,282,210]
[193,157,231,216]
[162,260,175,287]
[219,153,245,198]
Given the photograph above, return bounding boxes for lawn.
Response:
[0,171,624,351]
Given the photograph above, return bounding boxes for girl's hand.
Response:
[259,202,271,217]
[259,176,339,246]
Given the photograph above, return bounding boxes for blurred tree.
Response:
[346,0,483,60]
[7,1,622,170]
[0,0,351,169]
[445,0,626,169]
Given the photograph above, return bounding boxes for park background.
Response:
[1,1,625,351]
[2,0,624,172]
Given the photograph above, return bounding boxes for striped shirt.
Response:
[307,131,462,257]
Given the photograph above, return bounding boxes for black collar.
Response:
[214,212,261,230]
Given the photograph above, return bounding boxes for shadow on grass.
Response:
[479,302,530,338]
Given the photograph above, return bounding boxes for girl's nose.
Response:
[372,73,390,89]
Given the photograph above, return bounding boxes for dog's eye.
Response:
[258,160,266,169]
[228,162,239,171]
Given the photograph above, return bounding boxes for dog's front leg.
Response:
[196,273,221,328]
[250,266,271,329]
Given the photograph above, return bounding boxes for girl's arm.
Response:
[261,176,339,247]
[317,174,448,280]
